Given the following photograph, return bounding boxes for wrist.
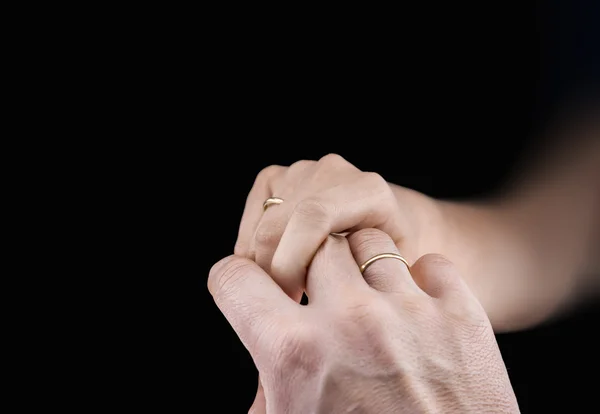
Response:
[432,197,540,330]
[389,183,446,260]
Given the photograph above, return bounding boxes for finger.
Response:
[234,165,285,257]
[409,253,470,300]
[249,160,316,274]
[251,201,294,275]
[347,228,422,294]
[270,173,409,297]
[207,255,299,356]
[305,235,365,303]
[248,375,266,414]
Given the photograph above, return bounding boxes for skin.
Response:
[209,229,520,413]
[221,116,599,412]
[235,126,600,332]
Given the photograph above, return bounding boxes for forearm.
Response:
[442,127,600,331]
[505,124,600,283]
[390,121,599,332]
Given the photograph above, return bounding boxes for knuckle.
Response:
[294,197,333,226]
[362,172,395,212]
[363,171,388,192]
[412,254,465,296]
[256,164,283,184]
[349,228,393,254]
[318,153,347,166]
[208,256,254,298]
[254,221,283,248]
[288,159,314,173]
[414,253,455,273]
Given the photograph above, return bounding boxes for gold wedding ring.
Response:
[263,197,284,211]
[359,253,410,273]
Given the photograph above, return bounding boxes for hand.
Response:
[234,154,438,302]
[235,154,543,332]
[210,229,519,413]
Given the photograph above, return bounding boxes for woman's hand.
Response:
[235,152,595,332]
[235,154,441,302]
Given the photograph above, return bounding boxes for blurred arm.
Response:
[398,116,600,332]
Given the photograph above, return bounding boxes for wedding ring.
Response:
[359,253,410,273]
[263,197,284,211]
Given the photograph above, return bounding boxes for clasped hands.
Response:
[208,155,519,413]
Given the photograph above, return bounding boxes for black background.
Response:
[163,1,599,412]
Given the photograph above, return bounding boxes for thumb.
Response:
[208,255,298,359]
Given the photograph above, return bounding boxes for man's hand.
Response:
[210,229,519,413]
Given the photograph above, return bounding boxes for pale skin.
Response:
[234,122,600,332]
[209,230,520,413]
[210,116,599,412]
